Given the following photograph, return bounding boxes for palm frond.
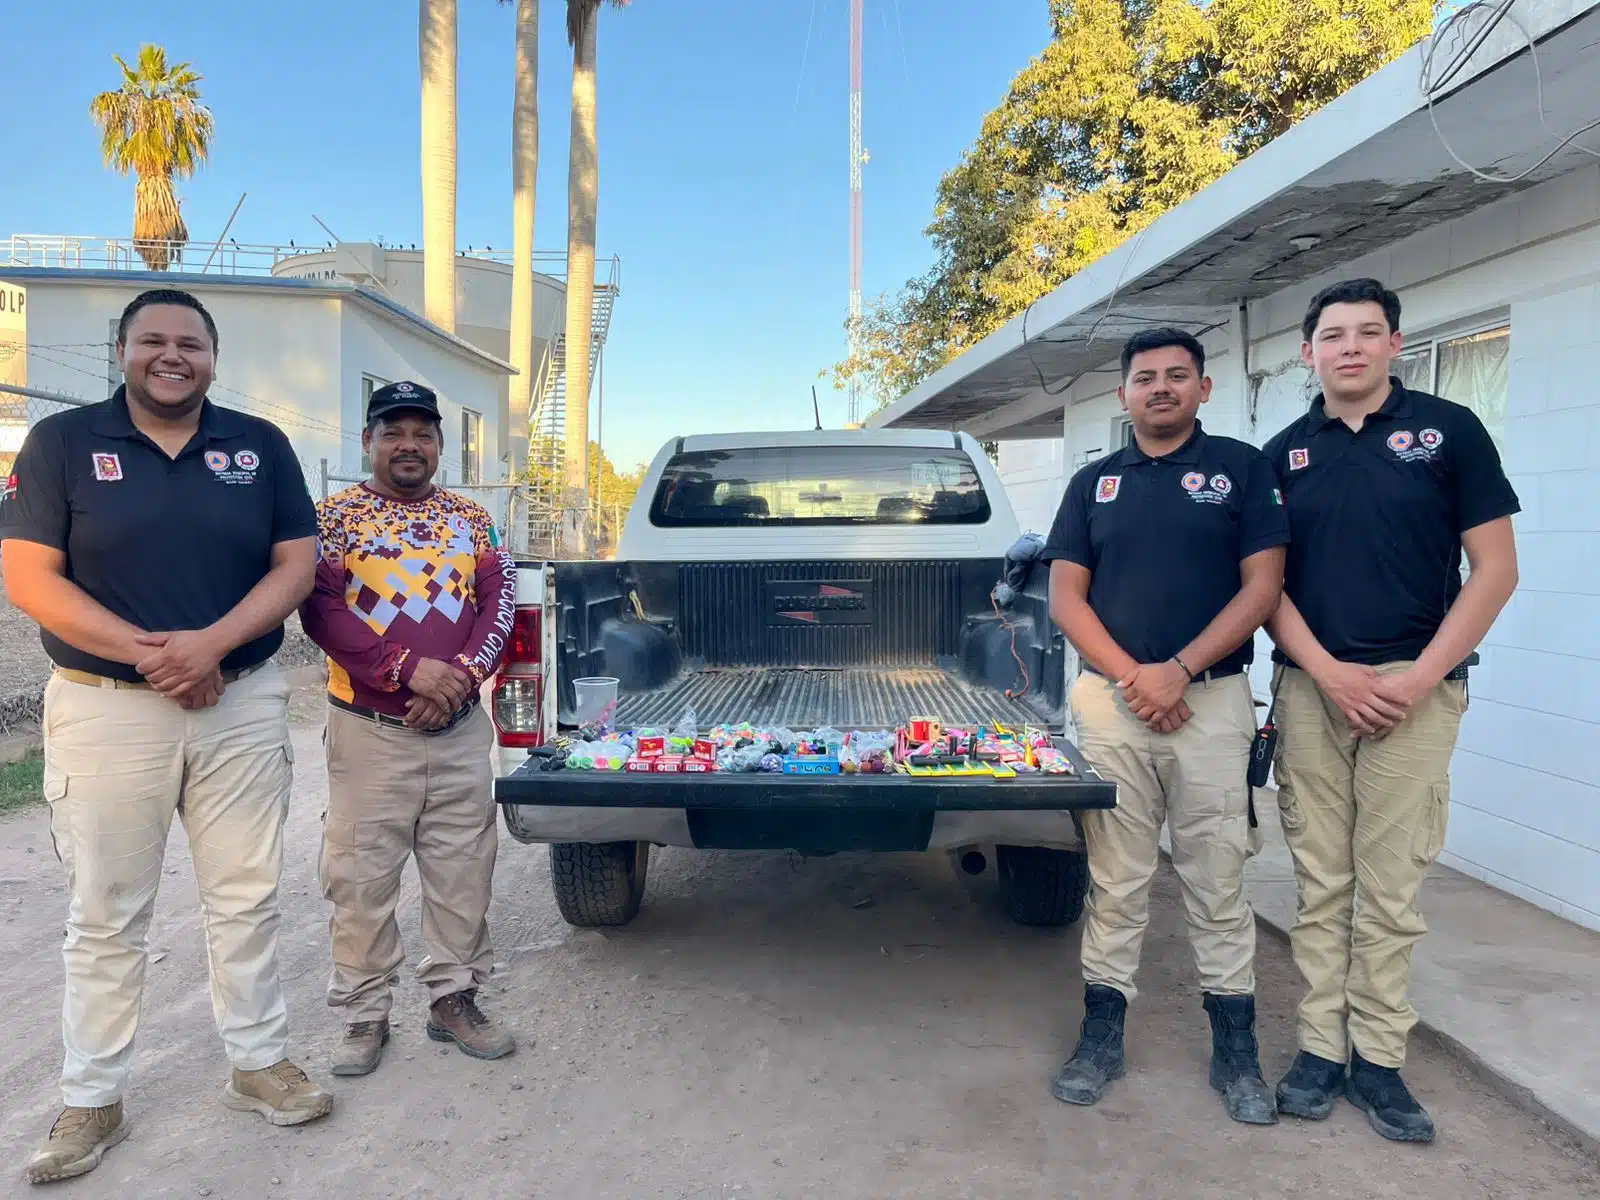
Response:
[89,42,214,180]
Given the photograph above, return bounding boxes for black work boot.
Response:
[1051,984,1127,1106]
[1276,1050,1346,1119]
[1202,993,1277,1125]
[1346,1050,1435,1143]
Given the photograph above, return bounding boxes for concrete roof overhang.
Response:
[870,0,1600,439]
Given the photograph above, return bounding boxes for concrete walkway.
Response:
[1243,796,1600,1150]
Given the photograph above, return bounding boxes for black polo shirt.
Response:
[0,387,317,682]
[1042,423,1290,674]
[1261,379,1520,667]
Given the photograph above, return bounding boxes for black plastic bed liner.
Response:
[609,666,1054,732]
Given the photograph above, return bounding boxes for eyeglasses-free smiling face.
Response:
[117,303,216,418]
[1303,299,1404,404]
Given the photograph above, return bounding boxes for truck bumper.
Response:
[500,803,1087,852]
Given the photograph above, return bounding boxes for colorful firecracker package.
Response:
[652,755,685,773]
[625,757,653,773]
[636,732,665,758]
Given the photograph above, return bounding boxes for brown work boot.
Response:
[26,1103,129,1184]
[331,1019,390,1077]
[223,1059,334,1126]
[427,990,516,1060]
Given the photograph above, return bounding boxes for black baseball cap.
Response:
[367,380,441,423]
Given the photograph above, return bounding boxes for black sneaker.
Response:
[1051,984,1127,1106]
[1276,1050,1346,1120]
[1346,1050,1435,1143]
[1203,993,1277,1125]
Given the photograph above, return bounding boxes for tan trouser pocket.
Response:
[1276,784,1306,834]
[1411,779,1451,866]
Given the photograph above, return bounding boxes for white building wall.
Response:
[12,281,346,491]
[994,163,1600,929]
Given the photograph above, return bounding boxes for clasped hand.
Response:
[404,657,476,731]
[135,630,227,710]
[1316,661,1427,738]
[1117,660,1193,734]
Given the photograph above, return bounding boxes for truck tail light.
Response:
[492,607,544,748]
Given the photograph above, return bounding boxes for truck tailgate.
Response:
[611,666,1054,731]
[494,743,1115,811]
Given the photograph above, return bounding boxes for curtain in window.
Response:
[1393,350,1433,394]
[1437,327,1510,448]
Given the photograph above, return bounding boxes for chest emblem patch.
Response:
[1095,475,1122,503]
[1288,448,1309,471]
[1181,472,1205,492]
[234,449,260,472]
[92,453,123,482]
[205,450,230,472]
[1210,473,1233,495]
[1390,427,1441,463]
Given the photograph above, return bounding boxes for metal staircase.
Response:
[525,255,621,556]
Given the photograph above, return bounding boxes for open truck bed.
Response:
[611,665,1054,731]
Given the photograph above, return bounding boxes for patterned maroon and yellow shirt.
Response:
[299,483,517,718]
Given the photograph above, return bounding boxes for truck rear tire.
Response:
[996,845,1089,927]
[549,841,650,928]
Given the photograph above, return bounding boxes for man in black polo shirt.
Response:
[1043,328,1288,1125]
[1263,278,1519,1143]
[0,288,334,1184]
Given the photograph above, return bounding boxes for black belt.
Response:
[329,693,480,735]
[1082,662,1245,683]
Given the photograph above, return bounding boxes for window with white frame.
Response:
[460,408,482,485]
[359,374,389,473]
[1116,417,1135,448]
[1393,321,1510,450]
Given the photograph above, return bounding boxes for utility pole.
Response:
[847,0,866,427]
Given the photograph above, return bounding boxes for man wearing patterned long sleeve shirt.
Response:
[300,381,517,1076]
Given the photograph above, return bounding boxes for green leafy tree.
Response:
[89,45,215,272]
[832,0,1435,409]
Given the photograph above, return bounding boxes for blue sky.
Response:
[1,1,1048,469]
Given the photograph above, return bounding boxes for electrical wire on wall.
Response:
[1422,0,1600,184]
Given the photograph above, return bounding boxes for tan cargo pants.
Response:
[319,703,497,1021]
[1072,670,1259,999]
[41,663,296,1107]
[1273,663,1465,1068]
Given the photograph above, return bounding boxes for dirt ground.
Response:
[1,691,1596,1199]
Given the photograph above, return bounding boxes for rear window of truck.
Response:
[649,445,992,527]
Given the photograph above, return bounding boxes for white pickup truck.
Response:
[489,429,1115,927]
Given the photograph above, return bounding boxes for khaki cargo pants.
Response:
[41,663,296,1107]
[1273,663,1465,1068]
[1072,671,1259,999]
[319,704,498,1020]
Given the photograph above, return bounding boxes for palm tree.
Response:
[420,0,458,332]
[562,0,629,551]
[89,45,214,272]
[502,0,539,472]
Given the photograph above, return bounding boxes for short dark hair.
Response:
[117,288,220,351]
[1301,278,1401,341]
[365,413,444,444]
[1120,327,1205,379]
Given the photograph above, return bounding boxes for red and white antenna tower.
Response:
[847,0,867,426]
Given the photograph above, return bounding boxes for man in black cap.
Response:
[300,381,518,1077]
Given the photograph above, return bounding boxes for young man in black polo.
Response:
[1043,327,1289,1125]
[1263,278,1519,1143]
[0,288,334,1184]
